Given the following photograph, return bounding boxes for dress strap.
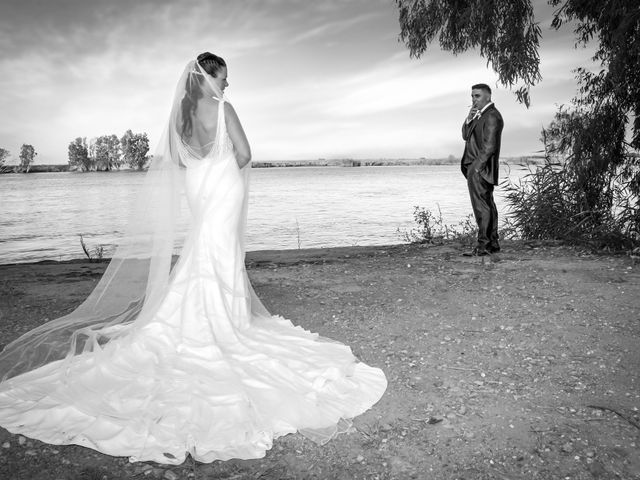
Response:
[215,96,226,140]
[217,97,225,121]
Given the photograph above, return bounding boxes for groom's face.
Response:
[471,89,491,110]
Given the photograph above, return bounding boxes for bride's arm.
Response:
[225,102,252,169]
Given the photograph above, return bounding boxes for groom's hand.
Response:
[466,107,479,123]
[472,159,485,174]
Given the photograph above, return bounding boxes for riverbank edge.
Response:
[0,239,597,270]
[0,156,546,173]
[0,243,417,269]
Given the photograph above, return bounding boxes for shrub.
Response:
[399,205,477,246]
[503,111,640,251]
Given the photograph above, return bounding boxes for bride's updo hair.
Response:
[197,52,226,77]
[181,52,227,139]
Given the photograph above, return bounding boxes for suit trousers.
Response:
[465,168,499,252]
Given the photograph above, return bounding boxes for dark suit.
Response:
[460,103,503,253]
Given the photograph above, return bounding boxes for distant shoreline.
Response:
[0,156,545,174]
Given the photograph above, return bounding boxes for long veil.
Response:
[0,60,268,383]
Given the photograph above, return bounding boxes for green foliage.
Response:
[399,205,477,245]
[395,0,541,106]
[121,129,150,170]
[91,134,122,171]
[18,144,37,173]
[68,137,93,172]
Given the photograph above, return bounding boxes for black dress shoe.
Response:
[462,248,489,257]
[488,246,501,253]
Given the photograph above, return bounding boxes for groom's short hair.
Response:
[472,83,492,94]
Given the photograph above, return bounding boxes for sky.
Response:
[0,0,597,164]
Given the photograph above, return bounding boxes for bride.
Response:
[0,53,386,464]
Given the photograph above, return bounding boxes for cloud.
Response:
[319,52,502,117]
[0,0,599,163]
[290,10,382,43]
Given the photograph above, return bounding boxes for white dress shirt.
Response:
[466,102,494,124]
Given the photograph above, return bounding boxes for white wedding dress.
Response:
[0,61,386,464]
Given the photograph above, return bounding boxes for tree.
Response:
[68,137,93,171]
[0,148,9,167]
[18,144,37,173]
[121,130,150,170]
[91,134,122,171]
[395,0,542,106]
[396,0,640,248]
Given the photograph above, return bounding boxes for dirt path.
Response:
[0,241,638,479]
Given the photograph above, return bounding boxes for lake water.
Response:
[0,165,529,264]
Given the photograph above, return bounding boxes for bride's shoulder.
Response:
[223,101,240,123]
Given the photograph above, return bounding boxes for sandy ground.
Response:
[0,241,638,480]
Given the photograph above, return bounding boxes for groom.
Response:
[460,83,504,256]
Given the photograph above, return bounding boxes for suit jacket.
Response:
[461,104,503,185]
